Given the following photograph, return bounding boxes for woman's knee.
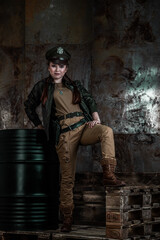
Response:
[102,125,113,137]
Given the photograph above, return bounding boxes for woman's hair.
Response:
[41,61,81,105]
[64,74,81,104]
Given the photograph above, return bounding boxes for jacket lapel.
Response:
[46,82,55,119]
[63,79,74,91]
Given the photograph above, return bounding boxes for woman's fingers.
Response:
[86,120,100,128]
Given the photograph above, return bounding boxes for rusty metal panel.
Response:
[93,0,160,43]
[25,0,93,44]
[92,49,160,134]
[0,0,25,129]
[92,0,160,134]
[0,47,24,129]
[0,0,24,47]
[91,0,160,173]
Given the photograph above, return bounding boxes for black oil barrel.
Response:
[0,129,59,231]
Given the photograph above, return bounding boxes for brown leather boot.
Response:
[60,204,74,232]
[101,158,126,187]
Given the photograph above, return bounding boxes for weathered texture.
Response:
[0,47,24,129]
[2,232,52,240]
[0,0,25,129]
[92,133,160,173]
[115,134,160,173]
[92,0,160,134]
[0,227,108,240]
[0,0,24,47]
[25,0,93,44]
[91,0,160,173]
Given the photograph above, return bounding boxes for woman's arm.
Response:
[92,112,101,123]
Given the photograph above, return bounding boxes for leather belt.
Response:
[57,112,83,121]
[61,118,86,133]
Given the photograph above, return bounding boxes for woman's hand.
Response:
[86,119,101,128]
[37,124,44,130]
[86,112,101,128]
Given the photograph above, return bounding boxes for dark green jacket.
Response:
[24,76,97,144]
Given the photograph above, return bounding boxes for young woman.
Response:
[24,46,125,232]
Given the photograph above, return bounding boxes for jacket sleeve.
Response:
[76,80,98,114]
[24,81,44,126]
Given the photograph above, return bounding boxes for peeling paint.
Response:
[123,13,155,43]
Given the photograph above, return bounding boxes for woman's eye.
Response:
[59,65,65,68]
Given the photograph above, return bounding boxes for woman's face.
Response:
[48,62,68,82]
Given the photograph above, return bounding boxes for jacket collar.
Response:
[63,78,74,91]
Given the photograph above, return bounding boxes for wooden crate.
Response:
[106,186,160,239]
[106,221,160,239]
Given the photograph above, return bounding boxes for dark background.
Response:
[0,0,160,173]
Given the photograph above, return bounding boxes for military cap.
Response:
[45,46,71,61]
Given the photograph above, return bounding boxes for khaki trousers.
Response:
[55,116,115,207]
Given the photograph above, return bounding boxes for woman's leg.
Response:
[80,124,125,186]
[80,124,115,159]
[55,122,84,231]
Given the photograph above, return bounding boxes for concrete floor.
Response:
[1,224,160,240]
[0,226,108,240]
[53,225,107,240]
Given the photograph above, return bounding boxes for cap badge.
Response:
[57,47,64,54]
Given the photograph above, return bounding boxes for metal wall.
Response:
[0,0,160,173]
[91,0,160,173]
[0,0,24,129]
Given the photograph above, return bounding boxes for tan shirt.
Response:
[53,83,82,117]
